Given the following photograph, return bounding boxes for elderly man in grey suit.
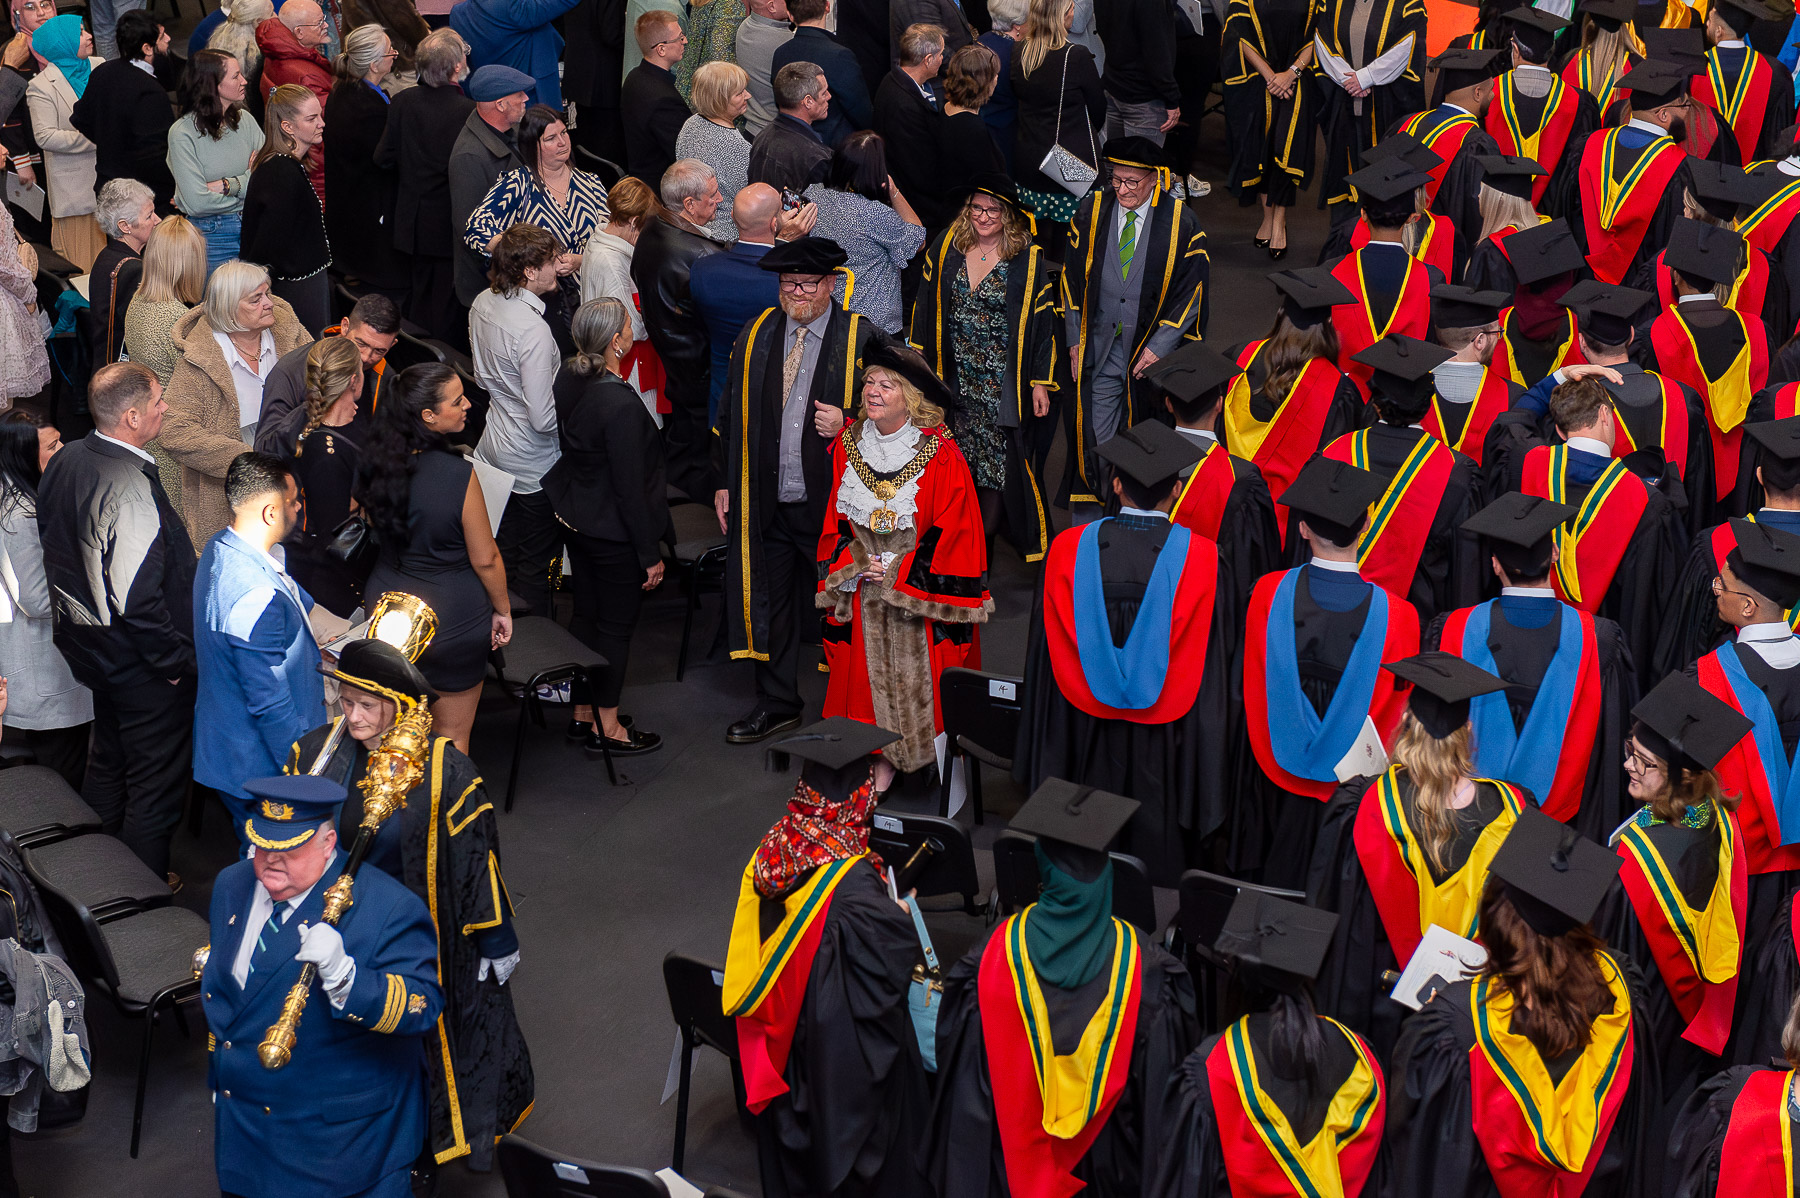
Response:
[1059,136,1209,511]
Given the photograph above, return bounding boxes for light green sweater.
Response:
[165,112,265,219]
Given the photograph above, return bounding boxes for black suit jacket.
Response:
[621,61,690,186]
[873,69,950,228]
[37,432,196,688]
[373,80,475,257]
[542,369,672,565]
[88,238,140,368]
[771,26,872,146]
[324,79,408,290]
[69,57,176,204]
[631,216,724,411]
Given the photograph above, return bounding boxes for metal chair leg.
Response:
[130,996,160,1159]
[671,1029,694,1172]
[970,761,985,827]
[504,690,530,813]
[677,563,699,681]
[172,999,191,1039]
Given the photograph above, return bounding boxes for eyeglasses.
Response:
[968,204,1005,218]
[1111,172,1155,192]
[652,33,687,48]
[779,277,828,294]
[1713,574,1757,600]
[15,1,54,13]
[1624,748,1664,774]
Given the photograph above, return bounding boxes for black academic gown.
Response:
[1336,421,1483,623]
[1425,600,1635,842]
[1727,883,1800,1070]
[1554,132,1698,288]
[1013,514,1235,884]
[1702,45,1796,165]
[1666,1065,1800,1198]
[757,862,932,1198]
[1742,161,1800,351]
[1511,75,1604,218]
[1652,508,1800,677]
[1376,959,1662,1198]
[1307,773,1527,1060]
[289,722,532,1169]
[1169,432,1283,622]
[924,928,1197,1198]
[1316,0,1428,210]
[1462,234,1525,297]
[1386,106,1501,253]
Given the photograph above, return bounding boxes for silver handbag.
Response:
[1037,47,1099,196]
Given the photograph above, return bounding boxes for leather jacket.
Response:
[630,215,725,398]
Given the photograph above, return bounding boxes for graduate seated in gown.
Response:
[1307,652,1532,1060]
[1391,48,1507,253]
[1667,987,1800,1198]
[1593,673,1753,1125]
[1740,133,1800,366]
[1491,10,1602,212]
[1556,0,1643,123]
[1236,457,1421,887]
[1014,422,1235,885]
[1150,893,1386,1198]
[1141,339,1282,619]
[1431,492,1636,842]
[924,780,1197,1198]
[1326,333,1483,622]
[1422,284,1526,467]
[1725,874,1800,1070]
[1327,159,1444,400]
[720,718,932,1198]
[1656,417,1800,676]
[1379,807,1661,1198]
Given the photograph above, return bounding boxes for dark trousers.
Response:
[1167,26,1220,178]
[661,360,713,501]
[273,273,332,339]
[564,533,647,708]
[495,488,562,618]
[1,722,89,791]
[85,676,194,876]
[407,253,463,346]
[754,500,817,716]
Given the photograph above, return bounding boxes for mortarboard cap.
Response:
[1725,517,1800,609]
[1746,416,1800,462]
[1489,807,1622,934]
[1631,671,1753,773]
[1351,333,1454,408]
[1462,490,1575,576]
[1010,777,1140,854]
[1558,278,1652,343]
[325,637,437,705]
[1279,456,1386,536]
[1213,891,1340,985]
[1507,6,1568,58]
[1579,0,1640,24]
[1476,154,1547,201]
[1142,339,1245,403]
[1431,283,1511,328]
[759,235,849,275]
[1430,46,1507,93]
[1384,650,1510,737]
[1684,160,1757,223]
[765,717,902,797]
[1096,420,1206,490]
[1665,217,1745,286]
[858,334,959,414]
[465,64,535,102]
[1349,158,1434,204]
[1627,55,1697,107]
[1365,131,1447,173]
[1103,136,1167,171]
[242,774,348,853]
[1505,217,1587,285]
[1713,0,1789,29]
[1639,26,1706,66]
[1270,266,1356,329]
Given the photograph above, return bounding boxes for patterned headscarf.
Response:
[751,775,884,898]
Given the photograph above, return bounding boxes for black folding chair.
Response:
[26,832,174,923]
[936,667,1024,823]
[661,953,748,1174]
[0,764,102,846]
[1175,869,1306,1033]
[25,833,206,1158]
[867,810,981,914]
[991,831,1159,933]
[498,1135,670,1197]
[668,502,728,680]
[489,616,615,805]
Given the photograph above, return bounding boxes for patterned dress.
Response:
[947,260,1010,490]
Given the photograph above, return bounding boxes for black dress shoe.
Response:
[585,727,662,757]
[727,710,803,744]
[566,714,632,742]
[1253,235,1271,248]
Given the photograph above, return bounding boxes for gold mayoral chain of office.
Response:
[842,426,939,535]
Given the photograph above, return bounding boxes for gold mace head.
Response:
[321,874,356,923]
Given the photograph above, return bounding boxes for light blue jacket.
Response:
[193,528,326,828]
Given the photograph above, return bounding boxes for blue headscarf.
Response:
[32,16,91,98]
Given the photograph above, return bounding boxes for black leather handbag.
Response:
[324,512,379,582]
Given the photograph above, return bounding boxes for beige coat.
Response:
[160,299,312,549]
[24,59,102,219]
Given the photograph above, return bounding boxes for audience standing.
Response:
[938,44,1007,196]
[203,0,272,122]
[1009,0,1103,240]
[324,24,409,301]
[88,177,158,370]
[448,63,531,311]
[805,131,925,333]
[677,0,742,100]
[578,176,666,417]
[1095,0,1179,145]
[37,362,196,880]
[0,411,90,788]
[736,0,794,135]
[123,215,207,388]
[284,338,367,618]
[161,260,313,549]
[255,0,333,203]
[240,84,332,335]
[690,183,802,421]
[2,0,53,245]
[676,60,754,242]
[545,298,671,756]
[357,363,512,754]
[341,0,430,71]
[746,60,833,192]
[168,50,265,275]
[562,0,626,165]
[0,206,48,407]
[70,10,176,209]
[26,14,103,270]
[771,0,870,147]
[448,0,581,110]
[622,11,692,187]
[254,293,400,457]
[889,0,973,65]
[975,0,1023,170]
[873,22,951,229]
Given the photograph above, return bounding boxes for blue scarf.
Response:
[1715,645,1800,842]
[1461,598,1584,802]
[1264,567,1389,782]
[1071,518,1191,710]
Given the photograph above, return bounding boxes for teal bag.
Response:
[906,897,942,1072]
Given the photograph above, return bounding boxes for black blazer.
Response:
[938,110,1006,202]
[373,80,474,256]
[324,79,408,290]
[562,0,624,111]
[241,154,330,280]
[621,61,690,186]
[70,57,176,205]
[543,369,672,566]
[873,69,951,227]
[630,216,723,404]
[771,26,872,146]
[88,238,140,368]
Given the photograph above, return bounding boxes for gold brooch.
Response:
[407,993,427,1014]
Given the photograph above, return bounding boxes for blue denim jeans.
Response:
[86,0,144,60]
[190,210,241,278]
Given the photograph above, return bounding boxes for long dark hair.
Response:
[181,49,244,140]
[355,363,457,546]
[1476,877,1613,1059]
[828,131,891,204]
[1260,312,1340,406]
[0,410,44,521]
[517,104,564,177]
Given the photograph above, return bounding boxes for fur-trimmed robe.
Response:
[816,422,992,772]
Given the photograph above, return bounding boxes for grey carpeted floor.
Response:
[12,106,1331,1197]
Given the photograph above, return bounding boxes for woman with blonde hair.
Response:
[285,337,366,616]
[578,175,667,420]
[1462,157,1548,294]
[907,177,1057,561]
[1307,652,1533,1059]
[816,340,991,784]
[1561,5,1645,117]
[675,61,752,242]
[124,215,210,511]
[1009,0,1104,246]
[240,84,331,334]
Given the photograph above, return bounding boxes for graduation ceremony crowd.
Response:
[25,0,1800,1186]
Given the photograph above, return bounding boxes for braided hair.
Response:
[300,337,364,439]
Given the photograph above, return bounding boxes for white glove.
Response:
[296,922,356,1007]
[479,951,520,985]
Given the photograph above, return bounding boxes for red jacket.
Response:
[255,17,330,205]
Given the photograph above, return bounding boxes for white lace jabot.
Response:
[837,421,926,530]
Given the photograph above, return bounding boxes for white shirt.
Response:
[94,430,156,464]
[1113,198,1152,246]
[1678,292,1714,305]
[1310,556,1361,572]
[1431,360,1485,405]
[1174,425,1217,445]
[1501,586,1556,598]
[471,287,561,494]
[1717,38,1747,49]
[212,328,279,432]
[1119,506,1170,521]
[1739,620,1800,668]
[229,876,354,1008]
[1779,155,1800,177]
[129,57,155,76]
[1567,435,1611,458]
[1626,116,1670,138]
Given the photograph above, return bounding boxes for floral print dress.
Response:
[947,259,1010,491]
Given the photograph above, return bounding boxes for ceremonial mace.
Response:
[258,592,438,1070]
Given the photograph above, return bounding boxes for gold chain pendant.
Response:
[869,507,899,535]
